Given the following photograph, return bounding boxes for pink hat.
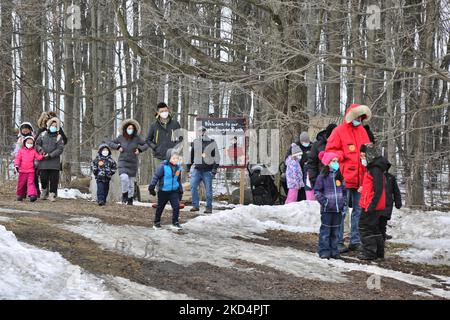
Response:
[318,151,339,166]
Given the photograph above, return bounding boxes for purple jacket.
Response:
[285,155,304,189]
[314,170,347,213]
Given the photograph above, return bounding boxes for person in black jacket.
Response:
[380,160,402,240]
[307,123,337,188]
[187,126,220,214]
[146,102,182,169]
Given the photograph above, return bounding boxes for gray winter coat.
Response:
[107,119,149,177]
[35,117,65,171]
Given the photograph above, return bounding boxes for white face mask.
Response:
[101,150,109,157]
[159,111,169,119]
[361,158,367,167]
[25,143,33,149]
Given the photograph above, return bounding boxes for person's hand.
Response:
[14,167,19,175]
[118,147,124,153]
[148,186,156,196]
[179,192,183,201]
[44,153,50,159]
[135,149,140,155]
[357,186,363,193]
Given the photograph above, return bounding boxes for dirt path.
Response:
[0,193,448,300]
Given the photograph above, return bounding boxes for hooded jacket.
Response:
[359,156,389,212]
[35,117,65,171]
[146,114,182,160]
[14,137,44,173]
[91,144,117,182]
[107,119,149,177]
[314,168,347,213]
[13,122,35,156]
[37,112,68,144]
[285,155,304,189]
[382,161,402,219]
[325,104,372,189]
[149,160,183,193]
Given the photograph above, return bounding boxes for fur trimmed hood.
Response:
[344,104,372,124]
[46,117,61,131]
[120,119,141,135]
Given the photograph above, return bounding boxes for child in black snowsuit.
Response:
[380,160,402,240]
[91,144,117,206]
[358,145,389,260]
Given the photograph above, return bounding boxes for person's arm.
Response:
[136,136,149,152]
[146,124,157,150]
[187,142,194,172]
[325,129,344,162]
[313,175,327,207]
[110,159,117,176]
[307,145,319,186]
[34,149,44,161]
[91,158,99,176]
[149,164,164,189]
[212,140,220,172]
[59,128,68,144]
[14,149,22,168]
[106,137,121,150]
[392,177,402,209]
[49,138,65,158]
[368,167,383,212]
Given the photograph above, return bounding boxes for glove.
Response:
[15,167,19,174]
[148,186,156,196]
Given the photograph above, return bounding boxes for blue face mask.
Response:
[127,129,134,135]
[330,162,340,172]
[301,143,310,148]
[49,127,58,133]
[352,120,361,127]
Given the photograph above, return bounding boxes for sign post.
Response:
[195,117,248,205]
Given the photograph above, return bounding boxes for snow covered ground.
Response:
[59,202,450,299]
[57,188,92,200]
[0,225,192,300]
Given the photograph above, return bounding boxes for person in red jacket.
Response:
[325,103,372,253]
[14,136,44,202]
[358,144,389,260]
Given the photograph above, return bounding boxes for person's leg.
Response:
[190,169,201,209]
[331,213,343,257]
[128,177,136,197]
[349,189,362,247]
[27,172,38,198]
[318,212,332,258]
[49,170,59,194]
[39,170,50,199]
[120,173,129,193]
[34,172,40,197]
[285,189,298,204]
[379,216,388,241]
[169,192,180,224]
[104,181,110,203]
[154,191,170,224]
[16,173,27,199]
[203,171,213,209]
[359,210,378,259]
[337,191,349,251]
[297,187,306,201]
[97,180,105,203]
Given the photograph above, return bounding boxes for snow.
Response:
[60,202,450,299]
[0,224,194,300]
[389,209,450,266]
[57,188,91,200]
[0,225,111,299]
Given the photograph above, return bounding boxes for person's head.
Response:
[362,143,379,164]
[345,104,372,126]
[325,123,337,139]
[20,123,33,137]
[101,147,110,157]
[166,148,180,165]
[319,151,340,172]
[157,102,170,120]
[291,143,302,160]
[24,137,35,149]
[197,126,207,137]
[126,124,136,136]
[49,121,58,133]
[299,132,310,148]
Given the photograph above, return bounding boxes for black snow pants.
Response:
[359,210,385,259]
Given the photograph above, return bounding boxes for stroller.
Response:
[247,164,279,205]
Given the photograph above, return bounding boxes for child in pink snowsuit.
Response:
[14,136,44,202]
[285,143,305,204]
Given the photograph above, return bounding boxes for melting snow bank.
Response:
[0,225,192,299]
[389,209,450,266]
[60,203,450,299]
[57,188,91,200]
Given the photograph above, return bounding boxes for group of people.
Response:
[13,103,221,230]
[283,103,402,260]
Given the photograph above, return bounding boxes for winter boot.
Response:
[204,207,213,214]
[127,197,133,206]
[41,188,49,200]
[30,196,37,202]
[190,207,200,212]
[48,193,56,202]
[122,192,128,204]
[153,222,162,230]
[171,222,183,230]
[348,243,361,252]
[338,244,349,254]
[16,196,24,202]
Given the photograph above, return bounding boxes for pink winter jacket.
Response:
[14,147,44,173]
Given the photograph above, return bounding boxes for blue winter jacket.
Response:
[314,169,347,213]
[149,161,183,193]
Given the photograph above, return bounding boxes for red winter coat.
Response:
[325,104,371,189]
[14,147,44,174]
[359,170,386,212]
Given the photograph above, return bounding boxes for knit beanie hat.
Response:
[318,151,339,166]
[299,132,310,144]
[291,143,302,157]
